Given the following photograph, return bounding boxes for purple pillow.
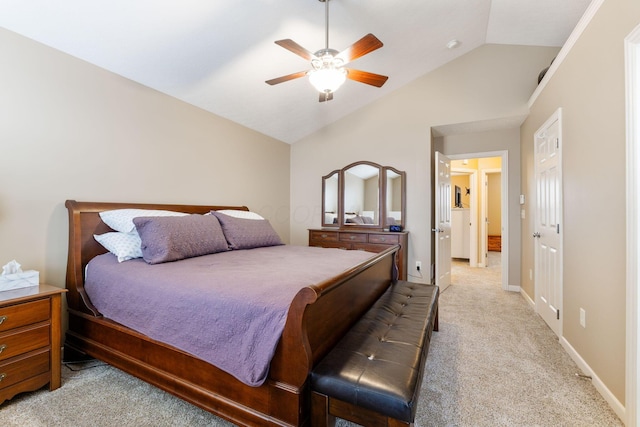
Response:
[133,214,229,264]
[211,211,283,250]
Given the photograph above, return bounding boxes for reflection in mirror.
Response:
[344,164,379,226]
[385,169,404,226]
[322,171,339,227]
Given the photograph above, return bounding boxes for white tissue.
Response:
[0,260,38,291]
[2,260,23,276]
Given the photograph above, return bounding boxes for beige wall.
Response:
[487,173,502,236]
[521,0,640,404]
[0,29,290,293]
[291,44,558,284]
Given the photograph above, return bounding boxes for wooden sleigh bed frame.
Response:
[64,200,399,426]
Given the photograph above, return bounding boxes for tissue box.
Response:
[0,270,39,291]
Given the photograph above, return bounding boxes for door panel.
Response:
[435,152,452,291]
[535,111,562,337]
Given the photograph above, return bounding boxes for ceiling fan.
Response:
[265,0,388,102]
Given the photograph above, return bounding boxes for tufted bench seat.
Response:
[311,280,439,427]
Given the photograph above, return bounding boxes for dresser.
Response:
[0,284,66,405]
[309,229,408,280]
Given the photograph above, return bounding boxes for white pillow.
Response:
[215,209,264,220]
[100,209,187,233]
[94,232,143,262]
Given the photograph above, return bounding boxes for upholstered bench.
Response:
[311,280,439,427]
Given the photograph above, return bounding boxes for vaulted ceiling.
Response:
[0,0,591,143]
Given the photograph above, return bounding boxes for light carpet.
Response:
[0,253,623,426]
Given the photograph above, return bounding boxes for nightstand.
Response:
[0,284,66,404]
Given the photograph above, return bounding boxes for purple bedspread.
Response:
[84,245,375,387]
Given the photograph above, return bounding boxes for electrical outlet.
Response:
[416,261,422,272]
[580,308,586,328]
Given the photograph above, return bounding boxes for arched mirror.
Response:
[321,161,405,229]
[384,167,406,228]
[343,163,381,226]
[322,170,340,227]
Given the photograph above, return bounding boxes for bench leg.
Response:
[311,391,336,427]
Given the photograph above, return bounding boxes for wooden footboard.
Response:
[64,200,397,426]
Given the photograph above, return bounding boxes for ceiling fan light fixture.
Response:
[308,66,347,93]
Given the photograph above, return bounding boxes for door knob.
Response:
[533,232,541,238]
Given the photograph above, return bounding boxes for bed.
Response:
[64,200,399,426]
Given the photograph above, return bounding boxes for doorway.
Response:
[448,152,509,291]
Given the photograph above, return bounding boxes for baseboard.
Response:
[560,337,626,423]
[507,285,520,293]
[521,289,535,308]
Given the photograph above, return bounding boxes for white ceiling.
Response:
[0,0,591,144]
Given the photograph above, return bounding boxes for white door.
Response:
[435,152,452,291]
[534,110,563,337]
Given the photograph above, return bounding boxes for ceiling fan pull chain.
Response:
[324,0,330,50]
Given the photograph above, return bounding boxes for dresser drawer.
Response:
[0,349,49,390]
[339,233,367,243]
[0,299,50,333]
[309,231,339,242]
[368,234,400,245]
[0,324,50,362]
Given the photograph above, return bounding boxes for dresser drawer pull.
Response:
[321,234,328,238]
[0,344,6,354]
[0,373,5,382]
[379,237,386,242]
[349,236,356,240]
[0,316,6,325]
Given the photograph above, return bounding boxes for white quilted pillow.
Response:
[94,232,143,262]
[215,209,264,220]
[100,209,187,233]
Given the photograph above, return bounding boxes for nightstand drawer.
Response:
[0,349,49,390]
[0,299,50,333]
[368,234,399,245]
[310,231,339,242]
[339,233,367,243]
[0,324,50,362]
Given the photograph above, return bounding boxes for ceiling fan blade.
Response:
[335,34,383,64]
[274,39,316,61]
[319,92,334,102]
[345,69,389,88]
[265,71,308,86]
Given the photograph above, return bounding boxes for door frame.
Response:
[625,23,640,427]
[480,168,502,268]
[448,151,509,291]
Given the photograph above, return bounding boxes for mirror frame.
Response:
[383,166,406,229]
[321,170,340,227]
[321,161,406,229]
[341,161,383,228]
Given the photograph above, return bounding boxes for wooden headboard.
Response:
[64,200,249,315]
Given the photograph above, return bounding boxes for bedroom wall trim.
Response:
[625,22,640,427]
[528,0,605,107]
[560,337,626,422]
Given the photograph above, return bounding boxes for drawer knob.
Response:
[380,237,386,242]
[321,234,328,238]
[350,236,355,240]
[0,373,5,382]
[0,344,6,354]
[0,316,6,325]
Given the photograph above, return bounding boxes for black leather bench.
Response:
[311,280,439,427]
